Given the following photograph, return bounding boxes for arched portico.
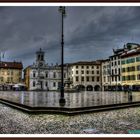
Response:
[94,85,100,91]
[86,85,93,91]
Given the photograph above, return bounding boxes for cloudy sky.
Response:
[0,6,140,68]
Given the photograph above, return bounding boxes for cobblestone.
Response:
[0,103,140,134]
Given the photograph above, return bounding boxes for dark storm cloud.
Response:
[63,7,140,62]
[1,6,140,67]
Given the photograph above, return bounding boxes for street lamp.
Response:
[59,6,66,106]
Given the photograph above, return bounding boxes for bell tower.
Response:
[36,48,45,67]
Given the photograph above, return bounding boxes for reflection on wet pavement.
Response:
[0,91,140,108]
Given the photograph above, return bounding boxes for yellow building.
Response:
[0,61,23,90]
[121,49,140,90]
[24,66,30,90]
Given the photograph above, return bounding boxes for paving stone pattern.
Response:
[0,103,140,134]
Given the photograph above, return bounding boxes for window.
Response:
[53,82,56,87]
[112,69,114,75]
[137,74,140,80]
[122,68,125,73]
[122,76,125,81]
[76,71,78,74]
[33,81,35,87]
[81,76,84,82]
[33,72,36,78]
[7,77,10,83]
[115,69,117,74]
[127,66,135,72]
[81,66,84,69]
[118,61,120,65]
[112,62,113,66]
[127,67,130,72]
[97,76,100,82]
[46,72,48,78]
[131,75,135,80]
[76,66,78,69]
[118,76,120,81]
[121,60,125,65]
[1,77,3,82]
[114,61,117,66]
[11,77,13,82]
[118,68,121,74]
[92,71,94,74]
[86,76,89,82]
[126,58,135,64]
[87,66,89,69]
[92,77,94,82]
[46,82,48,87]
[53,72,56,78]
[112,77,114,81]
[92,66,94,69]
[97,71,99,74]
[132,66,135,71]
[97,66,99,69]
[81,70,84,74]
[108,76,110,82]
[115,76,117,82]
[76,76,79,82]
[136,57,140,62]
[86,71,89,74]
[41,55,44,61]
[38,55,40,60]
[128,75,131,80]
[107,69,111,75]
[137,65,140,71]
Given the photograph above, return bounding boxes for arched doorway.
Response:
[86,85,93,91]
[123,85,129,92]
[94,85,100,91]
[76,85,85,91]
[133,85,140,91]
[104,84,109,91]
[118,84,122,91]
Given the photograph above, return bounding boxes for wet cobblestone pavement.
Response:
[0,103,140,134]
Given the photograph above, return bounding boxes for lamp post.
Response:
[59,6,66,106]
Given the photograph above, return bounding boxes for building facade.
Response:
[121,48,140,91]
[68,61,102,91]
[101,59,111,91]
[101,43,140,91]
[0,61,23,90]
[109,54,122,90]
[24,48,68,91]
[24,43,140,91]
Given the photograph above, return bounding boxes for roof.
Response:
[126,42,140,46]
[101,59,110,62]
[68,61,101,66]
[121,49,140,58]
[113,48,125,55]
[0,61,23,69]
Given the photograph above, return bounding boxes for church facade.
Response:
[24,48,68,91]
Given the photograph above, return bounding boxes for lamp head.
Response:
[59,6,66,16]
